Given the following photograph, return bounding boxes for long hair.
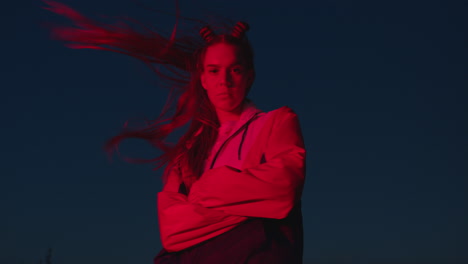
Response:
[44,1,255,185]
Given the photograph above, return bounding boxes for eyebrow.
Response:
[205,63,244,67]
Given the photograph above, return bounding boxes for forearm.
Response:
[188,110,306,219]
[188,156,305,219]
[158,191,248,252]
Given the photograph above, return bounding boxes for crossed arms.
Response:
[158,109,306,252]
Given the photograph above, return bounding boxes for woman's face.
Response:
[200,43,252,115]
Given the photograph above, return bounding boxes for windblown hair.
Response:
[44,0,255,184]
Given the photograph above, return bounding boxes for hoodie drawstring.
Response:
[209,112,261,170]
[238,123,250,160]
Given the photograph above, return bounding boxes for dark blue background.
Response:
[2,0,467,263]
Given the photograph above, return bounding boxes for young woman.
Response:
[45,1,306,263]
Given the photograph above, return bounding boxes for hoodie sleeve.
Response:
[188,107,306,219]
[158,164,248,252]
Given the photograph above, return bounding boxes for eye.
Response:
[208,68,219,74]
[232,67,243,74]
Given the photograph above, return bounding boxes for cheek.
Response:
[237,76,250,91]
[200,73,207,90]
[201,74,216,89]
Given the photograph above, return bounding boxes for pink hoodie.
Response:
[157,103,306,253]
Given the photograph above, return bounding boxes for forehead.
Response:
[203,43,243,65]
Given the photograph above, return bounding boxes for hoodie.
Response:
[155,103,306,263]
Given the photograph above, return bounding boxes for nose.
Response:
[220,70,233,87]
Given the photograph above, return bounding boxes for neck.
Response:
[216,102,245,124]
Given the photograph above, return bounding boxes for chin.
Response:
[217,101,243,113]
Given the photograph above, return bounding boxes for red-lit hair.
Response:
[44,0,255,184]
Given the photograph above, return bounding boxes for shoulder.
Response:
[272,106,297,115]
[265,106,300,124]
[255,106,302,141]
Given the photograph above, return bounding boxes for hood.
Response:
[218,101,263,136]
[207,101,264,170]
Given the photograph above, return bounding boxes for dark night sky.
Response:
[2,0,467,263]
